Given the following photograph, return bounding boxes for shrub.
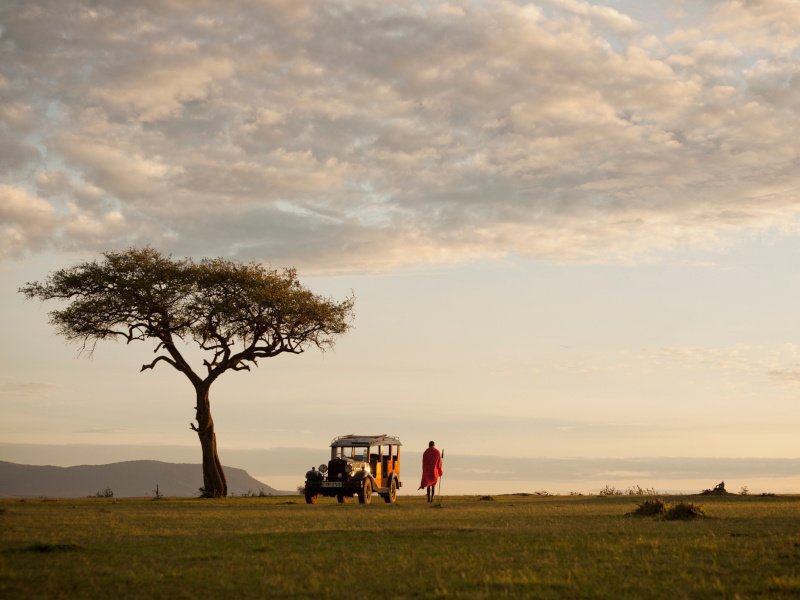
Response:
[664,501,705,520]
[95,487,114,498]
[239,488,273,497]
[598,485,623,496]
[700,481,729,495]
[628,498,667,517]
[626,485,659,496]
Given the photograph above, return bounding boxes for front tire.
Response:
[358,479,372,504]
[337,494,350,504]
[305,492,319,504]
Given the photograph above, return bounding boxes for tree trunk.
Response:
[194,385,227,497]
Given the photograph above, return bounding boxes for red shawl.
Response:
[419,446,443,489]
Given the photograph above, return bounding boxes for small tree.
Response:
[21,247,354,497]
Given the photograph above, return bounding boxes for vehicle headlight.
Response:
[319,464,328,474]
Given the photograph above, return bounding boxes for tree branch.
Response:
[140,355,179,372]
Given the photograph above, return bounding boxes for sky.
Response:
[2,0,800,494]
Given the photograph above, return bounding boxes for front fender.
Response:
[353,472,379,488]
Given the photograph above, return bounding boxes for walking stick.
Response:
[436,449,444,506]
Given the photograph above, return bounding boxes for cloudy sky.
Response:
[2,0,800,493]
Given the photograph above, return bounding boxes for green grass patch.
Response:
[1,494,799,598]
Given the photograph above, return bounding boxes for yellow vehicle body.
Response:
[304,434,402,504]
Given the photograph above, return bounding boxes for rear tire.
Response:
[383,478,397,504]
[304,492,319,504]
[358,479,372,504]
[337,494,350,504]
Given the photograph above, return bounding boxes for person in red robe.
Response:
[419,440,443,502]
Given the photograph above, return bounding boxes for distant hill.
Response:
[0,460,290,498]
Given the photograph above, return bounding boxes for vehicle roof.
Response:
[330,434,402,447]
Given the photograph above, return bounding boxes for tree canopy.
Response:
[21,247,354,496]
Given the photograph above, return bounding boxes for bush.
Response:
[94,487,114,498]
[239,488,274,497]
[626,485,659,496]
[700,481,729,495]
[628,498,667,517]
[599,485,659,496]
[664,501,705,520]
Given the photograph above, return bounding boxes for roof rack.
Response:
[330,434,402,447]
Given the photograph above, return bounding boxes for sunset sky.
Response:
[2,0,800,494]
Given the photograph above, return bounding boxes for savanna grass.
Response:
[1,494,799,599]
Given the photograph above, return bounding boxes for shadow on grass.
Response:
[6,543,84,554]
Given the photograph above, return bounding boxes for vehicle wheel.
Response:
[337,494,350,504]
[304,492,319,504]
[383,478,397,504]
[358,479,372,504]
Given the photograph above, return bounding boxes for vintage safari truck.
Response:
[304,434,402,504]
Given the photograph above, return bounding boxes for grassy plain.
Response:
[2,493,799,599]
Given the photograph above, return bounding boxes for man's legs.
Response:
[427,485,434,502]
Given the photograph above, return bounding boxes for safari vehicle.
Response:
[304,434,402,504]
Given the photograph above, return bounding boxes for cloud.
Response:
[0,378,57,398]
[1,1,800,270]
[91,55,235,123]
[767,368,800,383]
[56,130,183,200]
[0,185,57,258]
[709,0,800,54]
[656,343,800,386]
[540,0,640,34]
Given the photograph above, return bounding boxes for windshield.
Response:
[332,446,369,461]
[332,446,370,460]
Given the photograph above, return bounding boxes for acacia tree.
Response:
[21,247,354,497]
